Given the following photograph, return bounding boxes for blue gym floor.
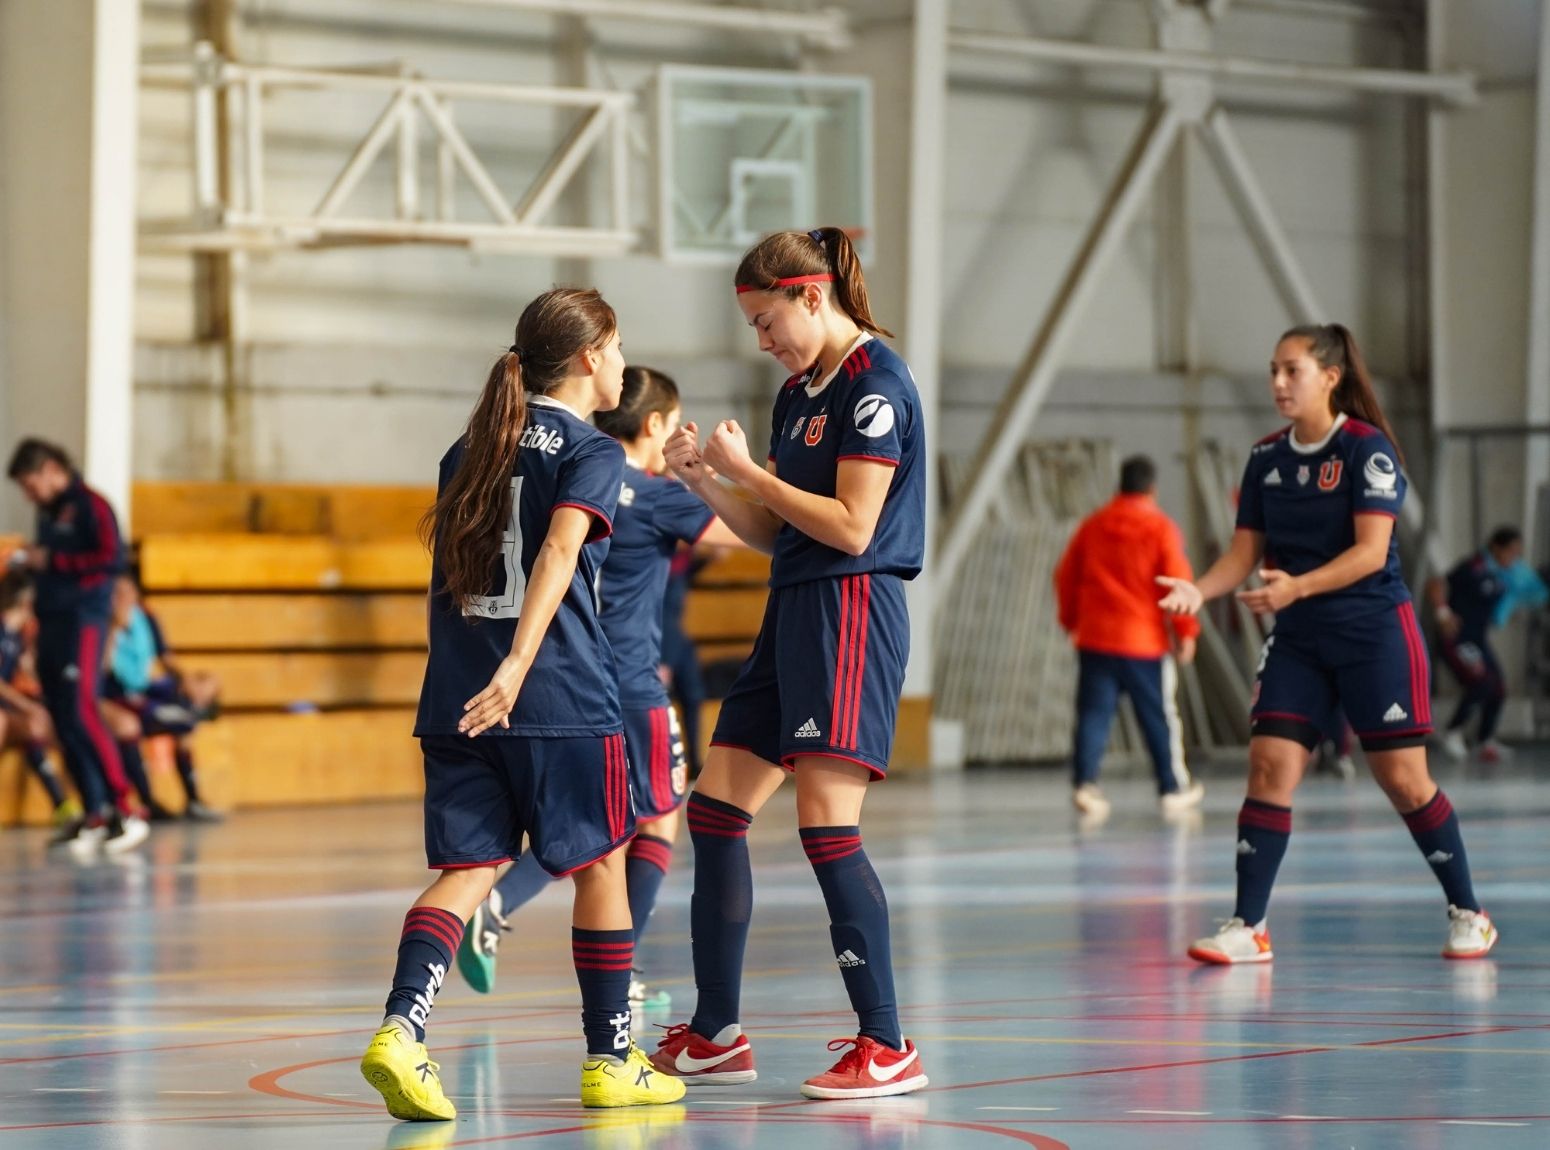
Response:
[2,753,1547,1149]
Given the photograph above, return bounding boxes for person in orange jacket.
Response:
[1054,455,1204,819]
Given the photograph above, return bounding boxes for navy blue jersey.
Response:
[765,337,925,589]
[1236,414,1408,628]
[598,464,715,709]
[414,397,626,738]
[32,476,124,618]
[1446,552,1505,641]
[0,624,24,684]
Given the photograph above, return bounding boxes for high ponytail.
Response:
[423,287,618,611]
[1281,322,1405,467]
[734,227,893,338]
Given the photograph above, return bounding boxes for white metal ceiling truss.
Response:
[140,43,637,256]
[936,0,1472,585]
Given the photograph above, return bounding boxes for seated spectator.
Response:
[0,571,80,827]
[101,575,222,822]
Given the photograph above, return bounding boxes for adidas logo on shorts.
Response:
[1383,702,1409,723]
[794,718,823,739]
[836,949,867,968]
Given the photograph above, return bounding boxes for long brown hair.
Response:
[423,287,617,610]
[734,227,893,337]
[1281,323,1404,467]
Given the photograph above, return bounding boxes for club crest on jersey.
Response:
[791,415,807,440]
[1296,465,1310,487]
[1318,460,1343,490]
[804,414,828,446]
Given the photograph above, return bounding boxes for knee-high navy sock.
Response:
[25,744,67,807]
[173,746,203,803]
[117,740,154,808]
[626,833,673,947]
[687,792,754,1040]
[800,826,902,1050]
[1233,800,1292,927]
[1403,790,1480,911]
[573,927,634,1056]
[493,850,557,915]
[383,906,464,1041]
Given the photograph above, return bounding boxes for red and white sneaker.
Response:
[649,1022,757,1085]
[1188,917,1273,964]
[800,1036,928,1100]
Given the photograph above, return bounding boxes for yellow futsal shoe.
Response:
[581,1044,689,1108]
[360,1022,457,1121]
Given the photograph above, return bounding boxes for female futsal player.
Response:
[457,366,745,1011]
[649,227,930,1100]
[359,288,685,1119]
[1157,323,1497,963]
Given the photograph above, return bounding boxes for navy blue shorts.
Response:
[420,733,634,875]
[625,704,688,821]
[712,573,909,778]
[1250,601,1432,752]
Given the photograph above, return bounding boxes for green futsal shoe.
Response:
[455,888,509,994]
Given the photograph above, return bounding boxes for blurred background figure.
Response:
[1055,454,1204,821]
[1430,525,1549,764]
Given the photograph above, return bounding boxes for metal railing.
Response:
[141,43,637,255]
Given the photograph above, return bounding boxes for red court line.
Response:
[0,1111,345,1133]
[927,1022,1535,1095]
[988,1114,1550,1126]
[442,1115,1072,1149]
[249,1034,574,1107]
[0,1008,576,1066]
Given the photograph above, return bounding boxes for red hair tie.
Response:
[735,274,834,294]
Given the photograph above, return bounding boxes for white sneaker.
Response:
[67,823,108,861]
[1477,739,1514,764]
[103,814,150,855]
[1188,917,1273,964]
[1333,755,1357,782]
[1442,906,1498,959]
[1439,729,1468,761]
[1071,783,1111,817]
[1159,780,1205,816]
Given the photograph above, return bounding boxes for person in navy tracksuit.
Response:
[7,439,146,855]
[1158,324,1496,965]
[649,227,929,1101]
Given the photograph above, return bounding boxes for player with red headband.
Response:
[650,227,929,1100]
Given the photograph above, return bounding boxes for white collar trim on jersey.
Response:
[1288,411,1348,455]
[804,332,874,398]
[527,394,586,421]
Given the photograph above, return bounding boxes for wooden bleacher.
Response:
[2,483,772,822]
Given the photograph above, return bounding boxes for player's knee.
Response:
[572,845,627,888]
[1246,744,1301,801]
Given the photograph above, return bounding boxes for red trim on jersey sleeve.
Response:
[691,513,719,544]
[1344,419,1380,438]
[553,501,614,541]
[836,454,900,467]
[1354,509,1398,520]
[1254,426,1292,447]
